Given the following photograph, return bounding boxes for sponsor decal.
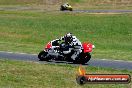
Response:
[76,65,131,85]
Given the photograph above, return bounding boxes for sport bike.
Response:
[38,39,95,64]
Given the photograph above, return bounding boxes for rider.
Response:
[60,33,82,61]
[62,3,69,8]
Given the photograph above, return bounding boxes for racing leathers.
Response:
[60,35,82,61]
[62,3,69,8]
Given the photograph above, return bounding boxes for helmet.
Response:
[66,33,72,37]
[64,33,73,44]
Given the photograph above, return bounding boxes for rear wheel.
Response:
[60,6,65,11]
[38,51,49,61]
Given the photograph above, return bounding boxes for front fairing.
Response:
[67,5,72,8]
[67,6,72,10]
[82,43,95,53]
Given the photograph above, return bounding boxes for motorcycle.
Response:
[38,39,95,64]
[60,3,73,11]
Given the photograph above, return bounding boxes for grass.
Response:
[0,11,132,61]
[0,59,131,88]
[0,0,132,10]
[72,0,132,10]
[0,1,131,87]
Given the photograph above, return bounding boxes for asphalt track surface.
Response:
[0,6,132,13]
[65,10,132,13]
[0,51,132,70]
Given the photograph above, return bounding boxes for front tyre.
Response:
[73,53,91,64]
[81,53,91,64]
[69,8,73,11]
[38,51,49,61]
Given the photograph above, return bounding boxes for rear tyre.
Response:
[60,6,65,11]
[38,51,49,61]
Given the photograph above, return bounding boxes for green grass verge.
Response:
[0,59,131,88]
[0,11,131,61]
[0,0,132,10]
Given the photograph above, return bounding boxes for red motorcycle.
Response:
[38,39,95,64]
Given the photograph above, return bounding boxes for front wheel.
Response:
[81,53,91,64]
[69,8,73,11]
[74,53,91,64]
[38,50,49,61]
